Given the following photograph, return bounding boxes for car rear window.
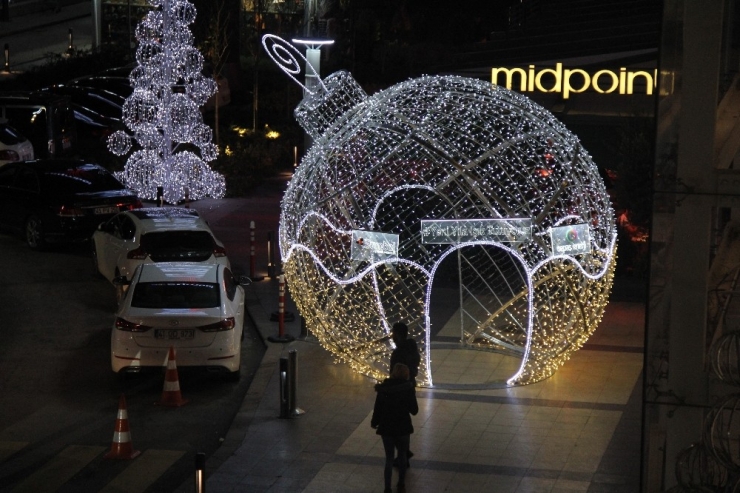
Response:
[131,282,220,308]
[42,164,125,193]
[141,231,215,261]
[0,124,26,145]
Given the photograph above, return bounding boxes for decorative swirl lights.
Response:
[108,0,225,204]
[265,35,616,386]
[261,34,327,95]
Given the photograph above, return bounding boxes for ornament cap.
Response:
[294,71,367,140]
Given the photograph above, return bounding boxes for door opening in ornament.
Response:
[429,245,529,388]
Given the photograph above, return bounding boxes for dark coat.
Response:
[390,338,420,379]
[371,377,418,436]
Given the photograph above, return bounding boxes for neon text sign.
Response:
[491,63,656,99]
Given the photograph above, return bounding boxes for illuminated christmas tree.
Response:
[108,0,225,204]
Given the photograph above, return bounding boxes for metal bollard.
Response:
[279,350,304,418]
[279,355,290,418]
[250,221,256,278]
[195,452,206,493]
[267,231,275,278]
[288,349,304,416]
[67,28,75,55]
[3,44,9,73]
[278,275,285,338]
[157,186,164,207]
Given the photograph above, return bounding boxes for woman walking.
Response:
[371,362,418,493]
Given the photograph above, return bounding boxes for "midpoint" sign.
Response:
[491,63,656,99]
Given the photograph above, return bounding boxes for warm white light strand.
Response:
[267,35,616,386]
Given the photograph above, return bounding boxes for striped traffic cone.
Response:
[157,346,188,407]
[105,393,141,460]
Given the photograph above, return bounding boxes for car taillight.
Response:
[127,246,148,260]
[58,205,85,217]
[198,317,235,332]
[213,245,227,257]
[121,200,143,211]
[0,150,20,162]
[115,317,152,332]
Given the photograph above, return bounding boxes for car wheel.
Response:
[25,216,46,251]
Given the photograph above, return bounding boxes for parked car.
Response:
[0,119,34,166]
[111,262,250,379]
[0,91,78,158]
[39,85,125,142]
[67,75,134,101]
[0,159,141,249]
[91,207,230,301]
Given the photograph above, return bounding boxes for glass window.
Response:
[101,216,117,234]
[0,123,26,145]
[42,164,124,194]
[141,231,215,261]
[111,216,124,239]
[4,107,46,150]
[119,216,136,239]
[224,268,237,301]
[131,282,220,308]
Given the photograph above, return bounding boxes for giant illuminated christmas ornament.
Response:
[263,34,617,386]
[107,0,225,204]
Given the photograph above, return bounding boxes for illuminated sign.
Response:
[421,218,532,244]
[351,230,399,262]
[491,63,656,99]
[550,224,590,255]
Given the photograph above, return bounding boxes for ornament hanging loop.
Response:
[261,34,327,96]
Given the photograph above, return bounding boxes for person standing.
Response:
[390,322,420,384]
[371,362,418,493]
[390,321,420,466]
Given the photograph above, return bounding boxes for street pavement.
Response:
[178,190,645,493]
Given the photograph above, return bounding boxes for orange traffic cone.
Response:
[157,346,188,407]
[105,393,141,460]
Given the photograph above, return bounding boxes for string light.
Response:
[108,0,225,204]
[264,35,617,386]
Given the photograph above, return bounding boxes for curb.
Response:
[2,13,90,39]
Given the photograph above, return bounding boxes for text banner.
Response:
[420,218,532,245]
[550,223,590,255]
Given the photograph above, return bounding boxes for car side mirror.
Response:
[112,275,131,286]
[237,275,252,286]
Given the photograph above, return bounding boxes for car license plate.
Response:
[94,206,119,215]
[155,329,195,340]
